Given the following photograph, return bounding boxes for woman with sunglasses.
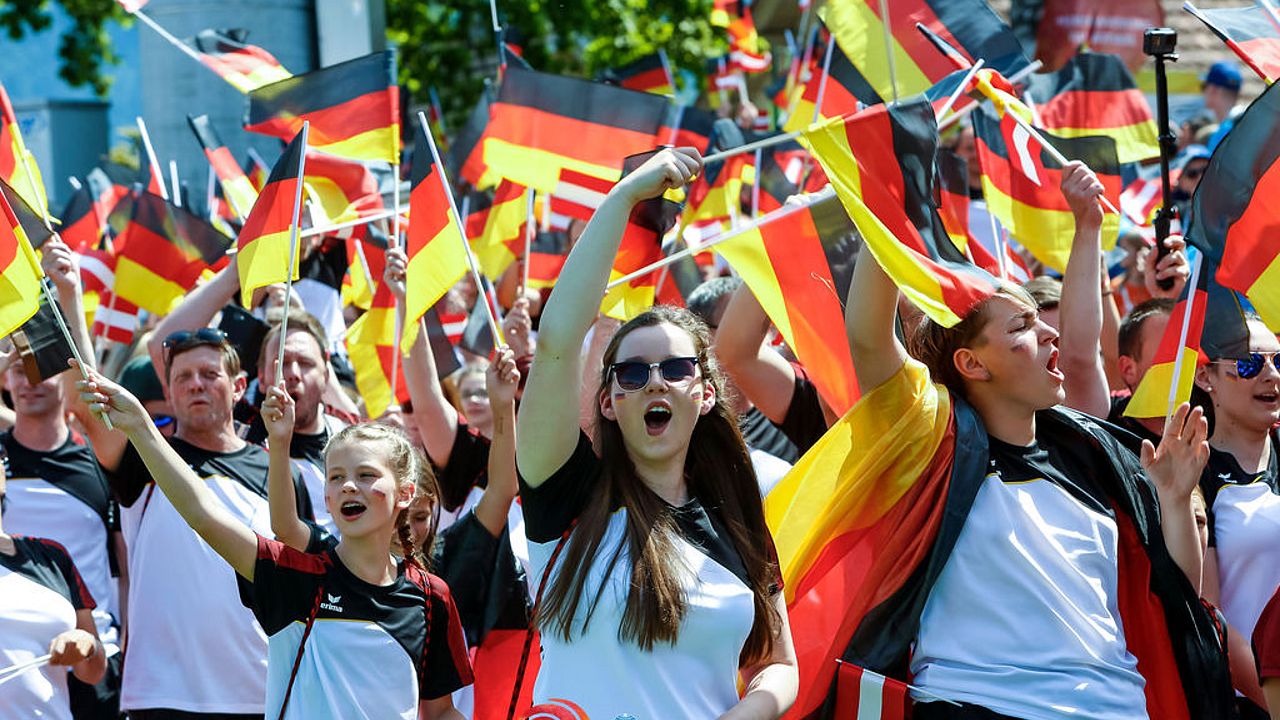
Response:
[516,147,797,719]
[1196,318,1280,717]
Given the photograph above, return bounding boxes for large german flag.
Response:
[483,66,670,193]
[0,82,47,217]
[806,98,996,327]
[245,51,399,163]
[115,192,229,315]
[1187,77,1280,331]
[971,101,1121,273]
[466,179,528,279]
[783,32,880,133]
[717,194,861,414]
[1024,51,1159,164]
[0,178,44,338]
[447,90,496,189]
[303,150,385,233]
[188,114,259,221]
[237,128,306,306]
[345,281,409,419]
[1187,4,1280,84]
[820,0,1028,104]
[404,121,468,347]
[190,28,292,94]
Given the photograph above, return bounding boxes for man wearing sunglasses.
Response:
[78,327,310,719]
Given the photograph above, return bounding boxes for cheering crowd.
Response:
[5,5,1280,720]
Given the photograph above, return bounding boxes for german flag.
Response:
[1024,51,1159,164]
[57,185,107,253]
[1187,77,1280,331]
[245,51,400,163]
[237,128,306,306]
[934,148,975,254]
[0,82,47,217]
[820,0,1029,104]
[659,104,717,155]
[303,150,385,232]
[190,28,292,94]
[245,151,270,192]
[345,281,409,419]
[755,142,804,214]
[971,101,1121,273]
[527,250,567,290]
[0,176,44,338]
[188,114,259,221]
[726,8,772,74]
[466,179,528,279]
[447,90,496,189]
[0,179,53,248]
[599,222,664,321]
[404,121,468,347]
[783,32,880,134]
[115,192,231,315]
[604,51,675,95]
[1187,4,1280,84]
[807,99,996,327]
[483,66,670,193]
[341,235,385,310]
[683,153,751,229]
[717,194,861,414]
[1125,253,1209,419]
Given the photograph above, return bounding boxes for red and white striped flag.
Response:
[1120,175,1161,227]
[92,292,140,344]
[76,249,116,296]
[438,308,468,346]
[548,168,613,232]
[834,663,908,720]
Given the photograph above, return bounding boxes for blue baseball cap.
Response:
[1202,61,1243,92]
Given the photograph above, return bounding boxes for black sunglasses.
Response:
[1212,352,1280,380]
[163,328,228,364]
[608,356,700,392]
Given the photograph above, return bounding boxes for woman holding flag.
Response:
[516,147,798,718]
[839,162,1232,719]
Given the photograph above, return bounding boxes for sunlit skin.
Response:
[4,367,64,419]
[457,371,493,437]
[259,330,328,434]
[407,496,433,548]
[598,323,716,490]
[323,440,414,543]
[1199,320,1280,442]
[165,346,246,439]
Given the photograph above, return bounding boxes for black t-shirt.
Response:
[0,536,96,611]
[111,436,312,521]
[1106,395,1162,446]
[432,512,532,645]
[987,433,1113,517]
[435,422,491,512]
[779,363,827,456]
[739,406,800,464]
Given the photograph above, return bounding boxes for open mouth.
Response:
[339,501,367,520]
[1046,350,1064,382]
[643,402,672,435]
[1254,390,1279,406]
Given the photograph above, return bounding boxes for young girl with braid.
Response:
[73,361,472,720]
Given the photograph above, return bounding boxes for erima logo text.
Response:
[320,594,343,613]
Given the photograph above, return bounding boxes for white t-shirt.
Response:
[912,437,1148,720]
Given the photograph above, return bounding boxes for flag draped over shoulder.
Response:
[717,193,861,414]
[0,180,44,337]
[1024,52,1159,165]
[970,97,1122,272]
[806,98,996,327]
[820,0,1028,103]
[0,83,47,217]
[483,67,670,193]
[1186,4,1280,84]
[1186,77,1280,332]
[404,122,468,346]
[237,129,306,306]
[190,28,292,93]
[245,51,399,164]
[189,114,259,220]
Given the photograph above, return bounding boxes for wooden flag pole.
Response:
[606,188,835,290]
[135,117,169,201]
[877,0,900,102]
[275,122,310,383]
[169,160,181,207]
[987,209,1007,280]
[703,130,803,165]
[810,34,837,125]
[522,190,534,296]
[751,147,763,219]
[299,209,398,239]
[1000,108,1121,215]
[205,166,217,222]
[416,111,505,347]
[937,60,1042,131]
[389,160,403,407]
[935,59,985,122]
[1165,251,1202,426]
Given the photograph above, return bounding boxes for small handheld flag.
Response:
[237,124,308,307]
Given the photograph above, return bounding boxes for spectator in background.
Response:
[1203,61,1245,149]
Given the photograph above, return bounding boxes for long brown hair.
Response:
[537,306,780,666]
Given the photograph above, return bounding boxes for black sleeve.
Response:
[518,432,600,543]
[778,362,828,455]
[431,512,500,646]
[109,442,151,507]
[421,574,476,699]
[31,538,97,611]
[435,423,491,511]
[239,534,326,635]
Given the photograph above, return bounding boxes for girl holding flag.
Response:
[516,147,798,718]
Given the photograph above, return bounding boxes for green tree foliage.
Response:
[386,0,726,128]
[0,0,128,95]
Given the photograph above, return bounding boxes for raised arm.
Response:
[75,360,258,579]
[385,247,461,466]
[845,245,908,396]
[1056,162,1110,418]
[473,347,519,536]
[518,148,702,485]
[1141,402,1208,595]
[715,284,797,423]
[147,256,241,393]
[261,380,312,550]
